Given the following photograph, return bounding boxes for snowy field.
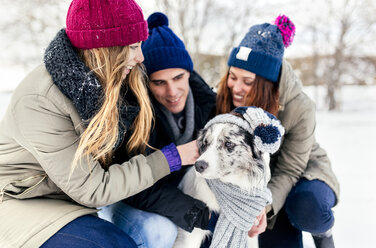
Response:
[302,86,376,247]
[1,81,375,247]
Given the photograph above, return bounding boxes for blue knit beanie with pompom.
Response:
[228,15,295,83]
[142,12,193,75]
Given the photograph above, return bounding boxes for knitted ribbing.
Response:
[157,89,195,145]
[227,16,295,83]
[44,29,139,148]
[206,179,272,248]
[66,0,148,49]
[142,12,193,75]
[204,107,284,154]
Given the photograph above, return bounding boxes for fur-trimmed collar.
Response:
[44,29,139,148]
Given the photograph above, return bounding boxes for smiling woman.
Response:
[218,66,279,116]
[122,42,144,78]
[227,67,256,107]
[0,1,200,247]
[216,15,339,248]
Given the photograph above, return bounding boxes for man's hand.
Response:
[176,140,199,166]
[248,208,267,237]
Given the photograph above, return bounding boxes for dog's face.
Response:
[195,123,270,191]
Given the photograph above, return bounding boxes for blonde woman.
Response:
[0,0,198,247]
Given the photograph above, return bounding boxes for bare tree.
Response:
[154,0,219,74]
[304,0,375,110]
[3,0,374,99]
[0,0,68,69]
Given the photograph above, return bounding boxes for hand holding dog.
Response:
[248,208,267,237]
[177,140,199,166]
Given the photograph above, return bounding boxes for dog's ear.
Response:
[242,129,253,147]
[197,128,208,154]
[242,129,263,160]
[197,128,205,143]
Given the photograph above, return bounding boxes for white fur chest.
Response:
[178,167,220,212]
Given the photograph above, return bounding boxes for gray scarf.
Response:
[206,179,272,248]
[158,89,195,145]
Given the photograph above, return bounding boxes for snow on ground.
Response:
[1,80,376,247]
[303,85,376,248]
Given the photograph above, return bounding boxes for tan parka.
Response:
[0,65,171,247]
[267,60,340,227]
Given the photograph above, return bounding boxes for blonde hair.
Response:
[71,46,153,173]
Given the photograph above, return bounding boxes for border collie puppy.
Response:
[174,106,284,248]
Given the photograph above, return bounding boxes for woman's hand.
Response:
[248,207,267,237]
[176,140,199,166]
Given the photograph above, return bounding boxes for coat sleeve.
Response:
[10,93,171,208]
[123,172,209,232]
[267,95,316,219]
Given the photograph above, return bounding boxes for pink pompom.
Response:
[274,15,295,48]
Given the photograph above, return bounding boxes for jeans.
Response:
[259,179,336,248]
[41,214,137,248]
[98,201,178,248]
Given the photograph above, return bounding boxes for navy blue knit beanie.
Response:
[142,12,193,75]
[228,15,295,83]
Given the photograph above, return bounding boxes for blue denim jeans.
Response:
[259,179,336,248]
[41,214,137,248]
[98,201,178,248]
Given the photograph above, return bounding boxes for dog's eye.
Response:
[225,141,235,149]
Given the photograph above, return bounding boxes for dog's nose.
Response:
[195,160,208,173]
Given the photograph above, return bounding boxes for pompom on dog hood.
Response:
[204,106,285,154]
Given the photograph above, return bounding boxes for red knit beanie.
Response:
[66,0,148,49]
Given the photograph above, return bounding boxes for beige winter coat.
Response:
[267,60,340,227]
[0,65,171,247]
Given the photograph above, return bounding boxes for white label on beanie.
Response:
[236,46,252,61]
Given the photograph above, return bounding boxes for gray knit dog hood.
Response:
[205,106,285,154]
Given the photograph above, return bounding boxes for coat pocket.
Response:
[0,173,47,202]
